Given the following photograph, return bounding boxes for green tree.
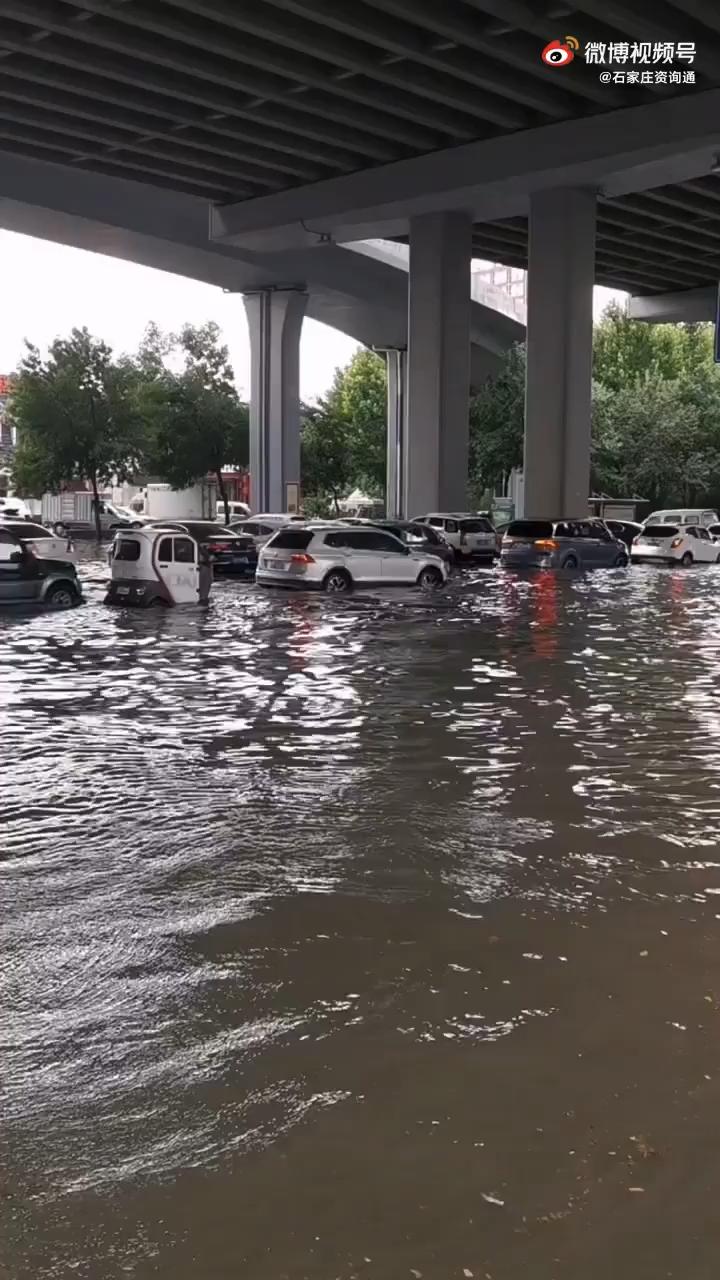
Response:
[591,372,720,507]
[300,348,387,503]
[593,301,689,390]
[12,327,143,540]
[139,322,248,525]
[468,342,525,499]
[300,399,352,513]
[336,349,387,496]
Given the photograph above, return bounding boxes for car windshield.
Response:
[506,520,553,538]
[643,525,678,538]
[2,523,53,539]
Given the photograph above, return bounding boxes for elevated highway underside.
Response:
[1,1,719,511]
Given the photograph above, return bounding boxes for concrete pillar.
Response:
[384,347,407,520]
[405,211,472,516]
[524,188,596,518]
[243,288,307,513]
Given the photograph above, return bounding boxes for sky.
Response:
[0,230,359,401]
[0,230,625,397]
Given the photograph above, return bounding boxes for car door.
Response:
[694,525,718,563]
[590,520,621,566]
[343,530,384,582]
[574,520,606,567]
[0,529,37,600]
[374,530,414,581]
[170,536,200,601]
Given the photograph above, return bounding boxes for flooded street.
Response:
[4,559,720,1279]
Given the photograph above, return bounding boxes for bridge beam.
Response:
[524,188,596,519]
[244,289,307,514]
[629,285,716,323]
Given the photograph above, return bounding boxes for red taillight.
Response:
[207,542,229,552]
[290,553,314,565]
[670,536,683,548]
[534,538,559,551]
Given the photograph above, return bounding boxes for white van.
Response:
[644,507,719,528]
[223,500,251,521]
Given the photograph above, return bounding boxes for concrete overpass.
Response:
[0,1,719,515]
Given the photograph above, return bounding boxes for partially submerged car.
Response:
[105,528,212,606]
[0,525,82,609]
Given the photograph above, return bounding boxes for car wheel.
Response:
[323,568,352,594]
[562,554,579,569]
[45,582,78,610]
[680,552,694,567]
[53,521,68,536]
[614,552,629,567]
[417,565,444,590]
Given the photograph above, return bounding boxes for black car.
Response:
[604,519,643,550]
[370,520,455,567]
[145,520,257,575]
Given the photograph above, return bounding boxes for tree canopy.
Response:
[138,321,249,525]
[12,327,143,539]
[12,321,249,533]
[301,348,386,513]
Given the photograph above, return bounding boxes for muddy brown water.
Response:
[3,557,720,1278]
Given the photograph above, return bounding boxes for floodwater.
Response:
[3,557,720,1279]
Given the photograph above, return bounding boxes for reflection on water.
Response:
[4,559,720,1278]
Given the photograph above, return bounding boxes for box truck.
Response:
[41,492,142,537]
[142,482,217,521]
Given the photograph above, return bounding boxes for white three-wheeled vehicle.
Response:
[105,527,212,606]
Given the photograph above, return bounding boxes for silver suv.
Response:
[501,519,628,570]
[257,524,449,592]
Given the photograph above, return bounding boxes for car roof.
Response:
[120,525,192,538]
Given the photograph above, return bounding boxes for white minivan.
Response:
[644,508,718,528]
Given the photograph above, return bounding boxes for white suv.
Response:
[416,513,497,561]
[631,522,720,566]
[257,524,449,592]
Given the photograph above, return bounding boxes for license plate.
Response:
[117,586,130,594]
[229,555,248,564]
